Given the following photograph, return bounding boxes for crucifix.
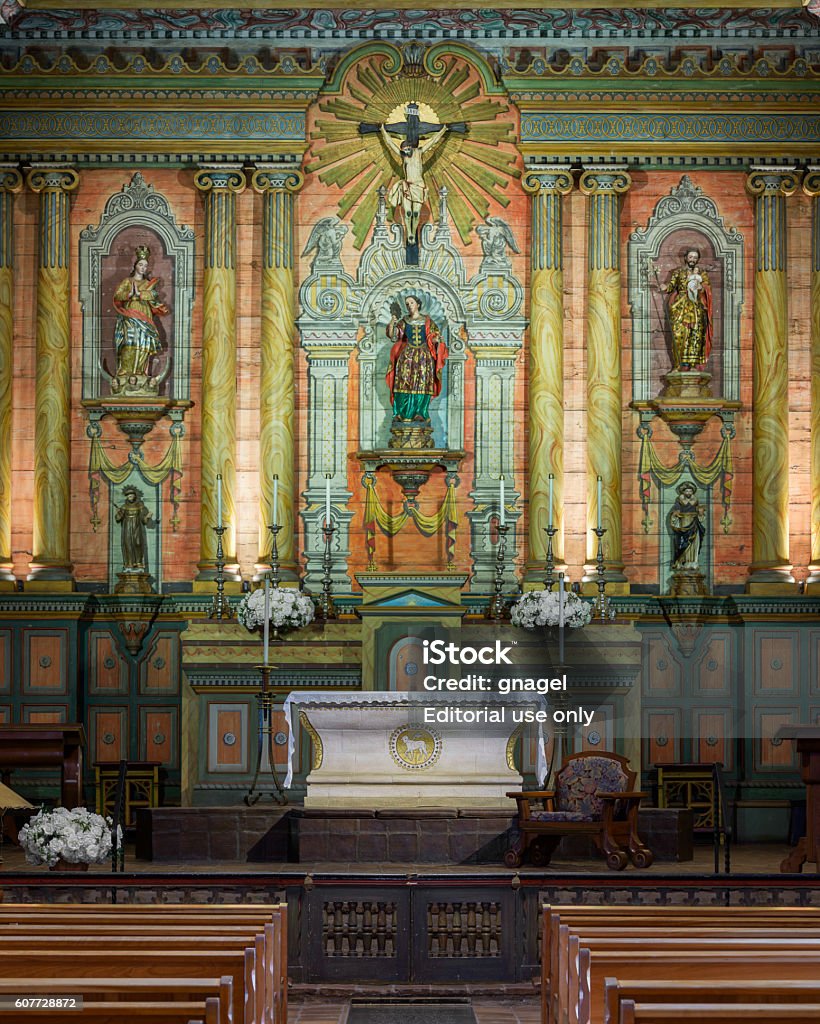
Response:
[360,102,467,265]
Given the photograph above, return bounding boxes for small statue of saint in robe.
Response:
[385,295,448,424]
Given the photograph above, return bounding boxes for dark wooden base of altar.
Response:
[294,809,516,865]
[135,805,692,865]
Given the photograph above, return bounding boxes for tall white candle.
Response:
[272,475,279,528]
[548,473,554,529]
[263,578,270,666]
[597,475,603,531]
[499,475,506,527]
[325,475,331,527]
[216,474,223,529]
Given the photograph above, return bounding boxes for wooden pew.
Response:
[620,1004,820,1024]
[542,906,820,1024]
[0,903,287,1024]
[580,950,820,1024]
[0,979,232,1024]
[0,951,255,1024]
[561,930,820,1024]
[604,979,820,1024]
[0,998,222,1024]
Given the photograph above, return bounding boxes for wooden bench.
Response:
[0,903,287,1024]
[0,998,222,1024]
[542,906,820,1024]
[619,1004,820,1024]
[604,979,820,1024]
[0,979,232,1024]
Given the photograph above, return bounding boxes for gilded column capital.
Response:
[193,165,246,195]
[523,166,574,196]
[26,165,79,194]
[803,167,820,198]
[251,164,304,195]
[746,165,801,197]
[579,165,632,196]
[0,166,22,194]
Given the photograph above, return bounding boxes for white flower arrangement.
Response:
[18,806,120,868]
[236,584,315,633]
[510,588,593,630]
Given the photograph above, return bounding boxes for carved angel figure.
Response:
[477,216,520,267]
[302,217,348,270]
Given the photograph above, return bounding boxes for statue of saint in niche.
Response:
[669,481,706,575]
[116,485,153,572]
[111,245,169,396]
[385,295,448,450]
[664,248,712,370]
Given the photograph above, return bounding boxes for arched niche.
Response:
[629,175,744,402]
[79,172,195,402]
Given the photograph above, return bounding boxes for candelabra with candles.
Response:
[320,474,335,621]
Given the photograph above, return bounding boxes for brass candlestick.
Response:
[209,525,233,620]
[490,523,509,622]
[544,525,558,591]
[320,522,336,621]
[592,525,610,621]
[267,523,282,588]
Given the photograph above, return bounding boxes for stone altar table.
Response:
[283,691,547,810]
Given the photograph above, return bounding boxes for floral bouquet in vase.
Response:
[18,806,120,869]
[510,588,592,630]
[237,584,315,641]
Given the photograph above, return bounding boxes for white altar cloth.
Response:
[282,691,548,809]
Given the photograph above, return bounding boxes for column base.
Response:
[252,562,300,584]
[192,578,243,595]
[746,565,796,593]
[194,561,242,586]
[806,565,820,588]
[523,560,567,590]
[26,563,75,591]
[0,565,16,590]
[582,564,629,593]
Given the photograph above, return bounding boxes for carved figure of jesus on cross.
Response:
[359,102,467,265]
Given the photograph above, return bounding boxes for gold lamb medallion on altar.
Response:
[389,726,442,771]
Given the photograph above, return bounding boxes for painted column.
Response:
[251,164,304,579]
[804,167,820,587]
[193,166,245,579]
[0,167,21,586]
[579,166,631,582]
[746,166,801,589]
[523,166,573,579]
[26,166,79,587]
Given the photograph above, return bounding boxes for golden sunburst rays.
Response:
[306,54,520,248]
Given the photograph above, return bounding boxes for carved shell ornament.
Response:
[306,45,520,248]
